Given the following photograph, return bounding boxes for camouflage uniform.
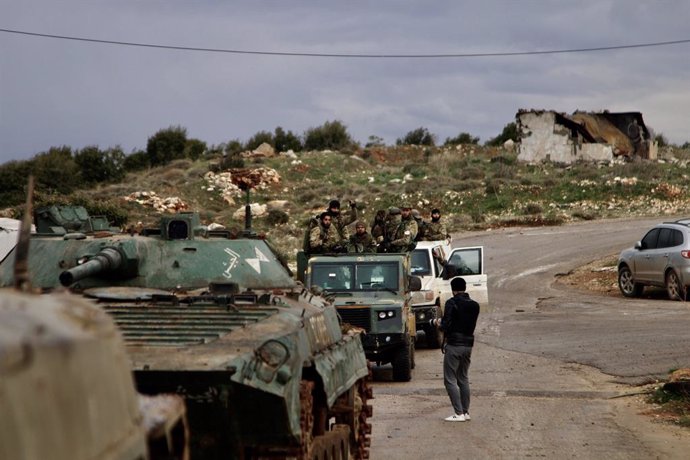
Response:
[411,209,427,242]
[425,219,448,241]
[309,223,342,254]
[370,210,387,243]
[347,231,377,253]
[389,215,418,252]
[332,207,357,241]
[382,210,401,250]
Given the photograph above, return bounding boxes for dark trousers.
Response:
[443,344,472,415]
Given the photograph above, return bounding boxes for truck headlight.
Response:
[377,310,396,320]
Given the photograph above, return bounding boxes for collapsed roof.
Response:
[516,109,656,163]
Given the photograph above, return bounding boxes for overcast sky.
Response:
[1,1,689,164]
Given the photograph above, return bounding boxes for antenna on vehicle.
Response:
[240,184,257,238]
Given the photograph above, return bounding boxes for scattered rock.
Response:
[233,203,268,220]
[123,191,188,213]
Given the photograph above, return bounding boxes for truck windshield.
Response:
[311,262,399,292]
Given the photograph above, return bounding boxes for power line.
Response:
[1,27,689,58]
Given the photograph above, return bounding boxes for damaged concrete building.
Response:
[516,109,657,164]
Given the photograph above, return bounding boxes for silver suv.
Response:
[618,219,690,300]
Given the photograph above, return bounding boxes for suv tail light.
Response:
[682,250,690,259]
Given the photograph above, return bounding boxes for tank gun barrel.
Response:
[59,247,123,286]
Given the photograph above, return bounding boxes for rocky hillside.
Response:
[13,143,690,263]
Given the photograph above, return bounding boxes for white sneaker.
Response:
[464,413,471,421]
[444,414,466,422]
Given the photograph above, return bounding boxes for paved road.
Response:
[369,217,690,459]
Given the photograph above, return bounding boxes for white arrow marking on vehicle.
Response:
[245,247,269,274]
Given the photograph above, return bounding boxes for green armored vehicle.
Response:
[304,253,421,382]
[1,193,187,460]
[0,205,373,459]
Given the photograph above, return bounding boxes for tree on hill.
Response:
[0,160,33,206]
[485,122,519,146]
[273,126,302,152]
[397,127,436,146]
[303,120,354,151]
[444,132,480,146]
[147,126,187,166]
[184,138,207,160]
[245,130,274,151]
[74,145,126,184]
[123,150,150,172]
[32,146,80,195]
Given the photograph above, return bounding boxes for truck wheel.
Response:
[410,339,416,370]
[392,336,412,382]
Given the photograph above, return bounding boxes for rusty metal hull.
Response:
[0,212,372,458]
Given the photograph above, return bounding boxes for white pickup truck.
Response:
[410,240,488,348]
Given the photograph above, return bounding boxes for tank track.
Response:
[302,365,373,460]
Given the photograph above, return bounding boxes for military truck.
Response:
[303,253,422,382]
[0,205,373,459]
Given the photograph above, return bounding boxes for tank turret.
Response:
[0,203,373,459]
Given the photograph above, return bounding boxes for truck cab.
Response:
[305,253,421,381]
[410,241,488,348]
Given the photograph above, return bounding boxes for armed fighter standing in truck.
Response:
[309,212,345,254]
[424,208,449,241]
[328,199,358,241]
[386,205,418,252]
[348,221,377,253]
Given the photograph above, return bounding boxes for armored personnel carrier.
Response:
[1,186,187,460]
[0,205,373,459]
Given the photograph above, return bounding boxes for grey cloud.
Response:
[2,0,690,164]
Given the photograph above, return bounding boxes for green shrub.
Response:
[444,132,480,145]
[147,126,187,166]
[303,120,354,151]
[396,127,436,146]
[0,160,33,206]
[274,127,303,152]
[266,209,290,226]
[32,146,81,195]
[458,166,484,181]
[184,139,207,160]
[123,150,150,172]
[245,130,274,151]
[485,122,519,146]
[523,203,543,215]
[221,152,245,169]
[75,145,126,184]
[365,135,385,148]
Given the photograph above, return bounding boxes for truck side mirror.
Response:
[408,275,422,291]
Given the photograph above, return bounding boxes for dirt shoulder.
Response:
[556,255,690,443]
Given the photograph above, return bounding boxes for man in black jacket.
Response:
[432,277,480,422]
